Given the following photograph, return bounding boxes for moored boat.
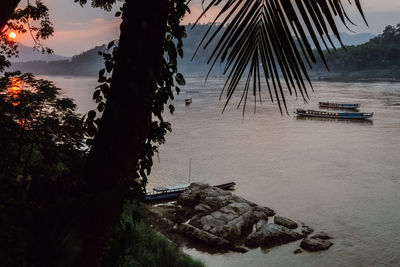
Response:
[185,96,192,105]
[319,102,360,109]
[145,182,236,202]
[295,109,373,119]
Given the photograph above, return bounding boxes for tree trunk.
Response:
[1,0,168,265]
[66,0,168,265]
[0,0,20,31]
[85,0,168,192]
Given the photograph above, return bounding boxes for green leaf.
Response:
[168,104,175,114]
[88,110,96,120]
[98,68,105,78]
[93,90,100,100]
[108,40,115,50]
[105,61,114,73]
[98,76,106,83]
[86,138,93,146]
[175,73,185,85]
[97,102,105,112]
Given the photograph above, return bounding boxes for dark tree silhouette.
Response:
[0,0,20,30]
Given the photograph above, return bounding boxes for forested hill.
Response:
[9,45,106,76]
[8,24,374,77]
[10,43,68,62]
[310,24,400,81]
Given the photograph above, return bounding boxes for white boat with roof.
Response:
[319,102,360,109]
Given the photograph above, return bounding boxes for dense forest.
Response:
[311,23,400,81]
[8,24,374,77]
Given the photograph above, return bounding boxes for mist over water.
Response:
[50,75,400,266]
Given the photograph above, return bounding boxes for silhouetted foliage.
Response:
[83,0,189,202]
[101,202,204,267]
[0,72,86,265]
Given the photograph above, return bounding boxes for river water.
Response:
[44,75,400,267]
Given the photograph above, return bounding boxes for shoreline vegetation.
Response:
[103,203,204,267]
[310,23,400,83]
[10,23,400,83]
[309,71,400,83]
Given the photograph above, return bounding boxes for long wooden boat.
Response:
[319,102,360,109]
[145,182,236,202]
[295,109,373,119]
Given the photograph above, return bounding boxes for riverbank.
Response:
[309,68,400,83]
[102,203,205,267]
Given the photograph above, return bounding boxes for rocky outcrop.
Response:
[148,183,333,253]
[177,183,304,249]
[274,215,298,229]
[300,238,333,251]
[177,183,277,244]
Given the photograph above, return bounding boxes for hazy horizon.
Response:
[15,0,400,57]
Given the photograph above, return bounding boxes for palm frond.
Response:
[193,0,367,114]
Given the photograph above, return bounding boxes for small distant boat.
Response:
[319,102,360,109]
[145,182,236,202]
[295,109,373,119]
[185,96,192,105]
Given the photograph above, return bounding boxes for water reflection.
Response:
[8,77,22,106]
[296,115,373,125]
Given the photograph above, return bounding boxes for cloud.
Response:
[362,0,400,12]
[19,17,120,56]
[182,2,223,25]
[17,0,400,56]
[49,17,121,56]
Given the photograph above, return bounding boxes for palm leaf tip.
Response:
[192,0,367,114]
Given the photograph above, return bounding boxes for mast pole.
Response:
[188,157,191,184]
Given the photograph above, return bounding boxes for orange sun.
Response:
[8,32,17,40]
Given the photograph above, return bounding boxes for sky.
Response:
[15,0,400,57]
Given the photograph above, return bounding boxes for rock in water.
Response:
[274,215,298,229]
[311,232,332,240]
[300,238,333,251]
[231,245,248,253]
[301,225,314,236]
[294,248,303,254]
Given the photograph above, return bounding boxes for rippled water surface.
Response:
[48,75,400,267]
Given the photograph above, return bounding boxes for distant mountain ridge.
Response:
[7,25,375,77]
[11,43,69,62]
[9,45,106,76]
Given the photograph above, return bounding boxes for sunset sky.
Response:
[16,0,400,56]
